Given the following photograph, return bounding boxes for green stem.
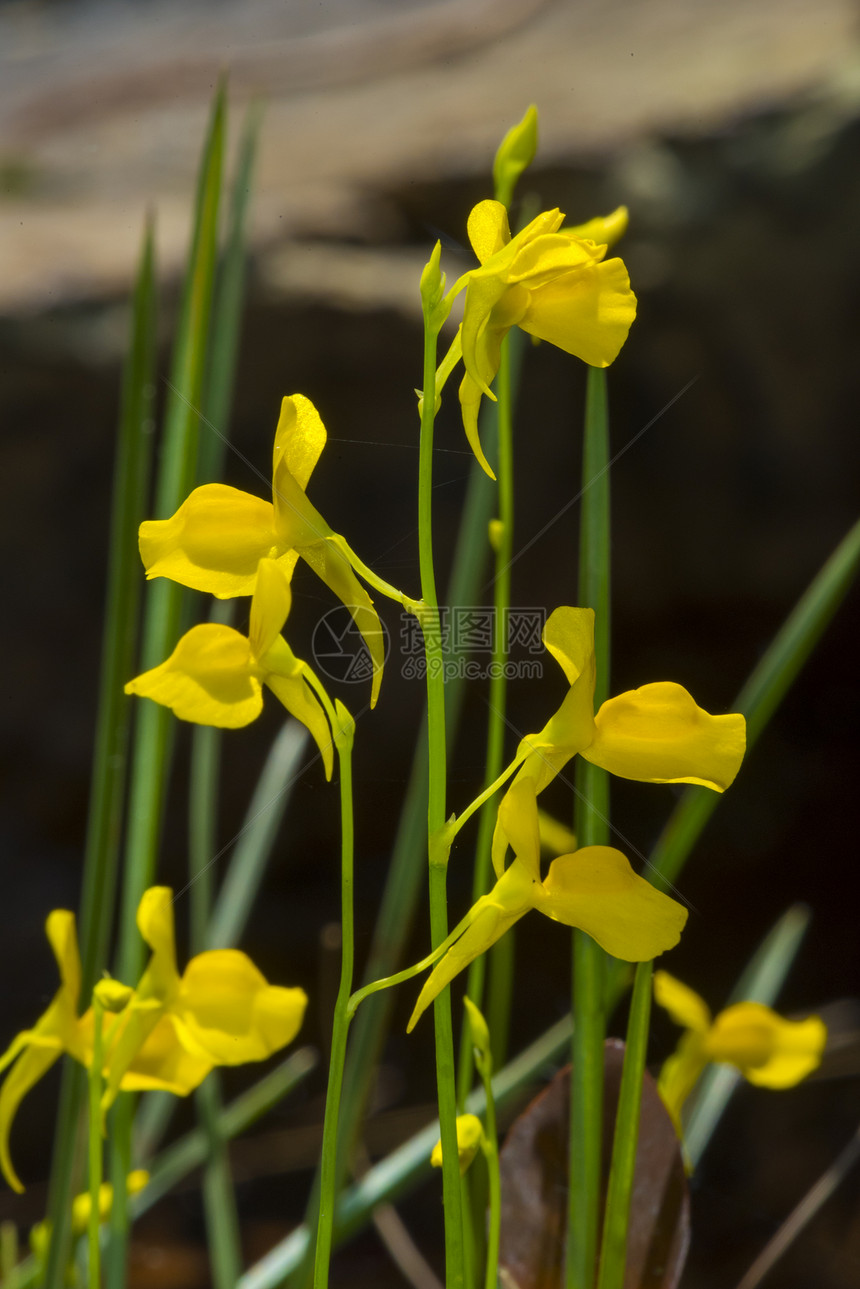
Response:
[596,961,652,1289]
[87,1000,105,1289]
[476,1058,501,1289]
[418,306,465,1289]
[188,634,243,1289]
[313,712,356,1289]
[568,366,611,1289]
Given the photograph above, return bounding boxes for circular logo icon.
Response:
[311,605,390,686]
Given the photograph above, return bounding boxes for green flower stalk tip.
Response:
[463,996,491,1065]
[0,891,307,1192]
[420,240,452,334]
[654,971,828,1133]
[493,104,539,206]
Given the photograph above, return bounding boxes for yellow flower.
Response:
[99,887,308,1113]
[0,892,307,1192]
[0,912,89,1192]
[448,200,635,476]
[654,970,827,1133]
[126,558,336,778]
[430,1113,486,1177]
[138,394,399,705]
[408,779,686,1032]
[492,606,746,874]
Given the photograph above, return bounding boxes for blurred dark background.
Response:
[1,1,859,1285]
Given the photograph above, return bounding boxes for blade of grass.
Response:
[596,961,653,1289]
[240,1014,574,1289]
[198,100,263,483]
[648,516,860,895]
[42,218,157,1289]
[683,904,811,1167]
[106,81,226,1289]
[569,366,611,1289]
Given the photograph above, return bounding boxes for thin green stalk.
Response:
[596,961,652,1289]
[42,220,158,1289]
[188,613,243,1289]
[419,290,466,1289]
[481,333,516,1075]
[568,367,611,1289]
[87,1000,105,1289]
[106,83,225,1289]
[313,707,356,1289]
[327,333,524,1230]
[239,1013,574,1289]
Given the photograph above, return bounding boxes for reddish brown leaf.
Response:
[499,1038,689,1289]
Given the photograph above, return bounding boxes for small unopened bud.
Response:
[493,105,539,207]
[430,1114,486,1176]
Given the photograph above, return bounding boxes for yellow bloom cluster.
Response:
[407,608,746,1027]
[443,200,635,477]
[0,889,306,1192]
[128,393,415,729]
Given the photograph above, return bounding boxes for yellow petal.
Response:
[172,950,307,1065]
[272,453,333,551]
[431,1113,485,1176]
[264,671,335,781]
[537,809,577,856]
[272,394,327,491]
[653,970,711,1035]
[467,200,511,263]
[139,484,277,598]
[249,559,293,661]
[507,232,602,289]
[706,1003,827,1088]
[458,370,497,480]
[301,538,386,707]
[125,624,263,729]
[496,778,542,880]
[657,1030,707,1133]
[0,1044,62,1192]
[566,207,629,249]
[408,860,536,1032]
[519,256,637,368]
[136,887,178,988]
[540,847,688,961]
[117,1015,212,1095]
[584,682,746,791]
[542,606,595,687]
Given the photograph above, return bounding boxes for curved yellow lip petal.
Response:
[125,624,263,730]
[585,682,746,790]
[540,846,688,961]
[273,393,327,490]
[140,484,277,598]
[706,1004,827,1087]
[653,971,711,1035]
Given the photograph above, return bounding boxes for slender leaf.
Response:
[597,962,653,1289]
[42,219,157,1289]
